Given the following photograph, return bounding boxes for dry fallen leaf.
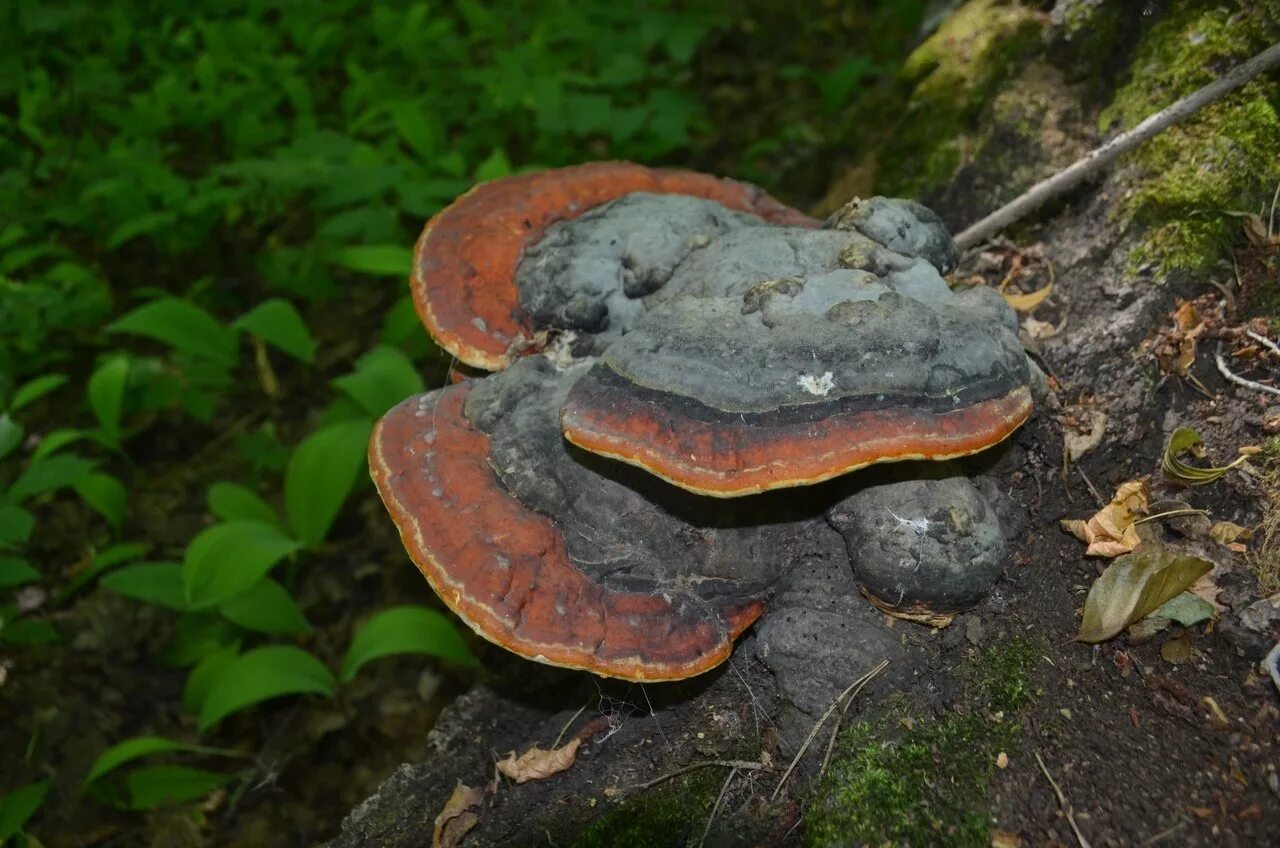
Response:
[1002,281,1053,312]
[1060,479,1149,557]
[1209,521,1252,546]
[433,782,484,848]
[1077,539,1213,642]
[990,828,1023,848]
[496,738,582,784]
[1160,632,1195,665]
[1062,407,1107,462]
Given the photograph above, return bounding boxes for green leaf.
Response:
[1153,592,1217,627]
[106,297,237,367]
[74,472,128,527]
[206,483,281,527]
[0,414,22,461]
[0,556,39,588]
[182,645,240,714]
[0,780,49,840]
[7,453,96,502]
[8,374,68,411]
[183,521,301,609]
[102,563,188,610]
[328,245,413,277]
[198,645,336,730]
[0,505,36,548]
[234,299,317,363]
[1077,541,1213,642]
[58,541,152,600]
[284,418,373,548]
[158,614,240,668]
[340,606,476,682]
[331,346,424,418]
[88,355,130,445]
[218,578,311,635]
[1160,427,1245,486]
[31,428,89,461]
[474,149,511,181]
[390,101,441,161]
[83,735,235,788]
[0,617,60,645]
[126,764,231,809]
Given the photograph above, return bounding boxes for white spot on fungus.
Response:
[797,371,836,396]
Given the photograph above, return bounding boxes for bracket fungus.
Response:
[373,163,1035,681]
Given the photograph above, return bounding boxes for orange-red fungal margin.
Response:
[561,383,1034,498]
[369,384,764,681]
[411,162,817,371]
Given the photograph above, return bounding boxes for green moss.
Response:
[804,639,1039,848]
[876,0,1044,196]
[1104,2,1280,276]
[567,769,722,848]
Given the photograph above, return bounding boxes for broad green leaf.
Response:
[74,472,128,527]
[158,614,241,668]
[102,563,187,610]
[88,355,130,445]
[84,735,236,788]
[1077,542,1213,642]
[0,505,36,548]
[7,453,96,502]
[126,764,231,809]
[474,149,511,181]
[182,645,240,714]
[0,780,49,840]
[106,297,237,367]
[0,414,22,461]
[284,418,373,547]
[183,521,301,608]
[206,483,281,527]
[234,299,317,363]
[0,556,39,588]
[218,578,311,635]
[1153,592,1217,627]
[390,101,441,161]
[340,606,476,682]
[32,428,89,461]
[9,374,68,411]
[198,645,336,730]
[328,245,413,277]
[0,617,60,645]
[331,346,424,418]
[58,541,152,600]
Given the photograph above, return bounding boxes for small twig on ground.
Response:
[817,661,890,784]
[640,684,673,753]
[1269,178,1280,240]
[551,698,592,749]
[1215,341,1280,397]
[695,767,738,848]
[624,760,766,793]
[1035,752,1093,848]
[1075,465,1106,508]
[1245,329,1280,359]
[1138,820,1187,847]
[771,660,889,801]
[1133,508,1209,526]
[954,42,1280,250]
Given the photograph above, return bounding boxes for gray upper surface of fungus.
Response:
[827,195,962,275]
[515,193,765,343]
[462,355,830,600]
[826,466,1007,612]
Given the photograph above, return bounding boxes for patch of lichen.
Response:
[803,639,1040,848]
[1103,2,1280,277]
[566,768,723,848]
[873,0,1045,197]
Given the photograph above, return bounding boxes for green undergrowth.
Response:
[1102,1,1280,276]
[871,0,1044,197]
[804,639,1041,848]
[567,769,722,848]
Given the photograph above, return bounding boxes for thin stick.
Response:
[1139,821,1187,847]
[1269,178,1280,239]
[1035,752,1093,848]
[1133,508,1209,526]
[771,660,889,801]
[695,767,738,848]
[625,760,766,793]
[551,699,591,749]
[1245,329,1280,359]
[1075,465,1106,508]
[817,663,886,783]
[955,42,1280,250]
[1216,342,1280,397]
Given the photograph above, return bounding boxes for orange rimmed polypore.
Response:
[411,162,816,371]
[561,378,1034,498]
[369,384,764,681]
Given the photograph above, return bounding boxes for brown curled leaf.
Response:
[496,738,582,784]
[433,782,484,848]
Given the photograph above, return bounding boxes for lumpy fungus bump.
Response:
[372,163,1034,680]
